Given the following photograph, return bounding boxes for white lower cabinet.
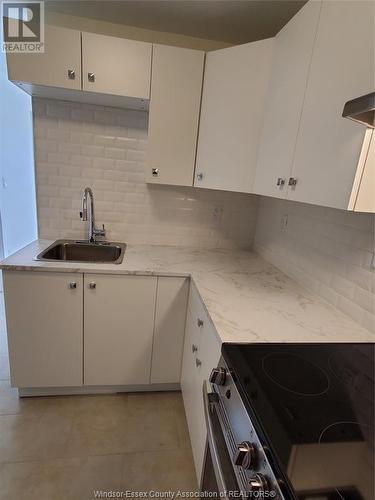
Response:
[3,269,208,407]
[150,277,189,384]
[3,271,83,388]
[84,274,157,386]
[180,284,221,484]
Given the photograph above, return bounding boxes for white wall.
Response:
[254,196,375,332]
[0,51,38,257]
[33,98,258,249]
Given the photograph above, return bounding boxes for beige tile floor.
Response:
[0,292,197,499]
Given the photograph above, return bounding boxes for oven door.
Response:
[201,380,242,499]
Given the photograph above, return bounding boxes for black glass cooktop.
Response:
[222,343,375,500]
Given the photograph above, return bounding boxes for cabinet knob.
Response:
[196,358,202,368]
[67,69,75,80]
[276,177,285,187]
[152,168,159,177]
[68,282,77,289]
[89,282,96,289]
[288,177,298,186]
[196,172,204,181]
[197,318,204,327]
[88,72,95,83]
[192,344,198,353]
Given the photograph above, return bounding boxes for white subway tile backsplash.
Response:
[254,197,375,332]
[33,98,257,250]
[33,98,374,332]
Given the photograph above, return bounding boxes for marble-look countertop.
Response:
[1,239,373,343]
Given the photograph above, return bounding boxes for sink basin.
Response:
[36,240,126,264]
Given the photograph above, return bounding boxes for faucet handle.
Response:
[93,224,106,238]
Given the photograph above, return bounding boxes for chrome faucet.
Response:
[80,187,106,242]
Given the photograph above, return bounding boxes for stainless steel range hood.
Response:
[342,92,375,128]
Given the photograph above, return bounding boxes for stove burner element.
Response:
[262,352,330,396]
[318,421,365,444]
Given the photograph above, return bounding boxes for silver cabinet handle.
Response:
[69,282,77,289]
[196,358,202,367]
[197,318,204,327]
[89,282,96,289]
[196,172,204,181]
[88,72,95,82]
[192,344,198,353]
[277,178,285,186]
[67,69,75,80]
[152,168,159,177]
[288,177,297,186]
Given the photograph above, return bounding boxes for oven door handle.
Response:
[203,380,229,498]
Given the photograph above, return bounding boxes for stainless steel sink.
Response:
[36,240,126,264]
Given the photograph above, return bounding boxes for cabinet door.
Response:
[6,25,81,90]
[84,274,157,386]
[195,38,274,193]
[181,286,221,484]
[181,311,205,483]
[82,32,151,99]
[349,130,375,213]
[254,1,321,198]
[146,45,204,186]
[290,0,375,209]
[3,271,83,388]
[150,277,189,384]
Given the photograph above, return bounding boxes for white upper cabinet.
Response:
[82,32,152,99]
[195,38,274,193]
[6,25,81,91]
[146,44,205,186]
[289,0,375,209]
[6,26,152,108]
[253,0,322,198]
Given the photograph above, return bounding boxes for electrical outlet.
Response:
[280,214,288,233]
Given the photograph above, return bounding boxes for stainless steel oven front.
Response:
[200,358,286,500]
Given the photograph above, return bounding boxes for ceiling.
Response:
[46,0,307,44]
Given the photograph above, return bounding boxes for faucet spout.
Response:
[80,187,105,242]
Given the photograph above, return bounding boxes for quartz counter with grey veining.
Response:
[1,239,373,344]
